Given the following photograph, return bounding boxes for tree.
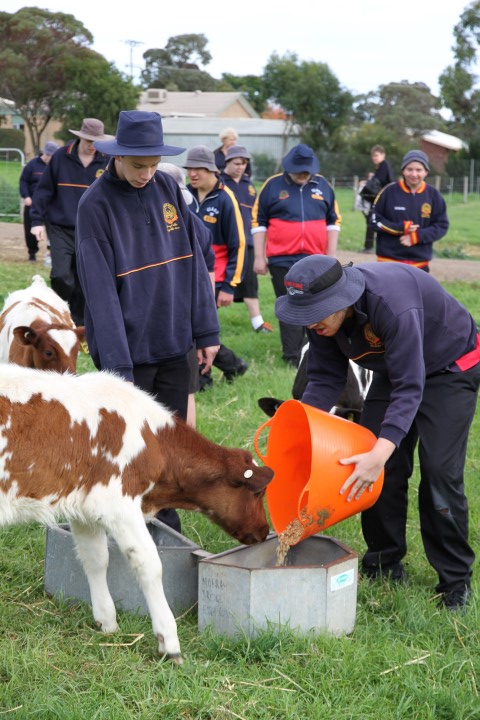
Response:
[51,54,139,141]
[354,81,444,140]
[439,1,480,137]
[141,33,218,90]
[262,52,352,153]
[0,8,137,152]
[221,73,267,114]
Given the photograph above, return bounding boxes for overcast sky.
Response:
[3,1,476,95]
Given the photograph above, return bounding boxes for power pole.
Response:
[123,39,143,80]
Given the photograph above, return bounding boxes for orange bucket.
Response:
[254,400,384,544]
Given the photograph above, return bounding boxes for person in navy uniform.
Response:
[76,111,220,533]
[370,149,448,271]
[19,140,59,262]
[275,255,480,611]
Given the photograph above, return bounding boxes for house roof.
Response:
[160,116,300,137]
[138,89,259,119]
[422,130,467,152]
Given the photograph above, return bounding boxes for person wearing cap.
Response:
[75,111,220,534]
[370,149,449,271]
[252,143,341,366]
[30,118,112,325]
[185,145,249,383]
[221,145,272,334]
[157,161,216,428]
[275,255,480,611]
[19,140,60,262]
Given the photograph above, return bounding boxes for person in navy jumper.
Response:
[221,144,272,334]
[19,140,59,262]
[371,150,448,271]
[360,144,395,253]
[252,144,341,366]
[275,255,480,611]
[76,111,220,533]
[185,145,248,384]
[30,118,112,325]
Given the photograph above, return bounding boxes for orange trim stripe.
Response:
[57,183,90,189]
[376,256,428,268]
[351,350,385,361]
[117,253,193,277]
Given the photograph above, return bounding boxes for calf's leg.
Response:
[70,520,118,632]
[107,514,182,660]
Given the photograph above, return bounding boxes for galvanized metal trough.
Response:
[44,519,206,615]
[198,534,358,638]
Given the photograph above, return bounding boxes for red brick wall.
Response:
[420,141,449,173]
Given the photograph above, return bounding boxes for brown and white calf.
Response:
[0,365,273,662]
[0,275,85,373]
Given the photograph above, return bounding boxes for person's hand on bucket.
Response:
[339,438,395,501]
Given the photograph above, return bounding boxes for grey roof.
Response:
[138,89,259,119]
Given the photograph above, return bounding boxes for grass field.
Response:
[2,160,480,258]
[0,261,479,719]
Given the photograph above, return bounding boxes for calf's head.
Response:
[12,324,86,373]
[204,449,274,545]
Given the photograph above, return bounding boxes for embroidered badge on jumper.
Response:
[364,323,383,348]
[421,203,431,218]
[163,203,180,232]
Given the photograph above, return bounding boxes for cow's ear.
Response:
[13,326,38,347]
[243,465,274,492]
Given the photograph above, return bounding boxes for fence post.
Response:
[434,175,441,191]
[463,176,469,203]
[353,175,359,209]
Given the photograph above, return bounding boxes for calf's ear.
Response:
[242,465,274,492]
[13,326,38,347]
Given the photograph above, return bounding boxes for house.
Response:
[138,89,300,177]
[421,130,467,173]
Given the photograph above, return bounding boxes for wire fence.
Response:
[1,151,480,221]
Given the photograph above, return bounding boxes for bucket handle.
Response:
[253,417,273,464]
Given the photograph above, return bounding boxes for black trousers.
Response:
[23,206,39,258]
[363,212,375,250]
[269,265,305,365]
[133,356,190,534]
[47,223,85,326]
[360,364,480,593]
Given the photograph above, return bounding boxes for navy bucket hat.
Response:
[275,256,365,326]
[94,111,185,156]
[282,144,320,175]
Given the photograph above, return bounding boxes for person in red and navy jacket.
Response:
[30,118,112,325]
[370,150,448,272]
[275,255,480,612]
[252,143,341,365]
[185,145,249,384]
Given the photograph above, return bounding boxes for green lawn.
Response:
[0,263,479,719]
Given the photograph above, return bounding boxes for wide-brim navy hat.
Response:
[275,256,365,326]
[94,111,185,156]
[282,143,320,175]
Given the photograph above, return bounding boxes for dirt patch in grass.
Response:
[0,221,478,282]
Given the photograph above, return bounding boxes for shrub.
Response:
[0,128,25,152]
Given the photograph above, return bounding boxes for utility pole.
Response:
[123,39,143,80]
